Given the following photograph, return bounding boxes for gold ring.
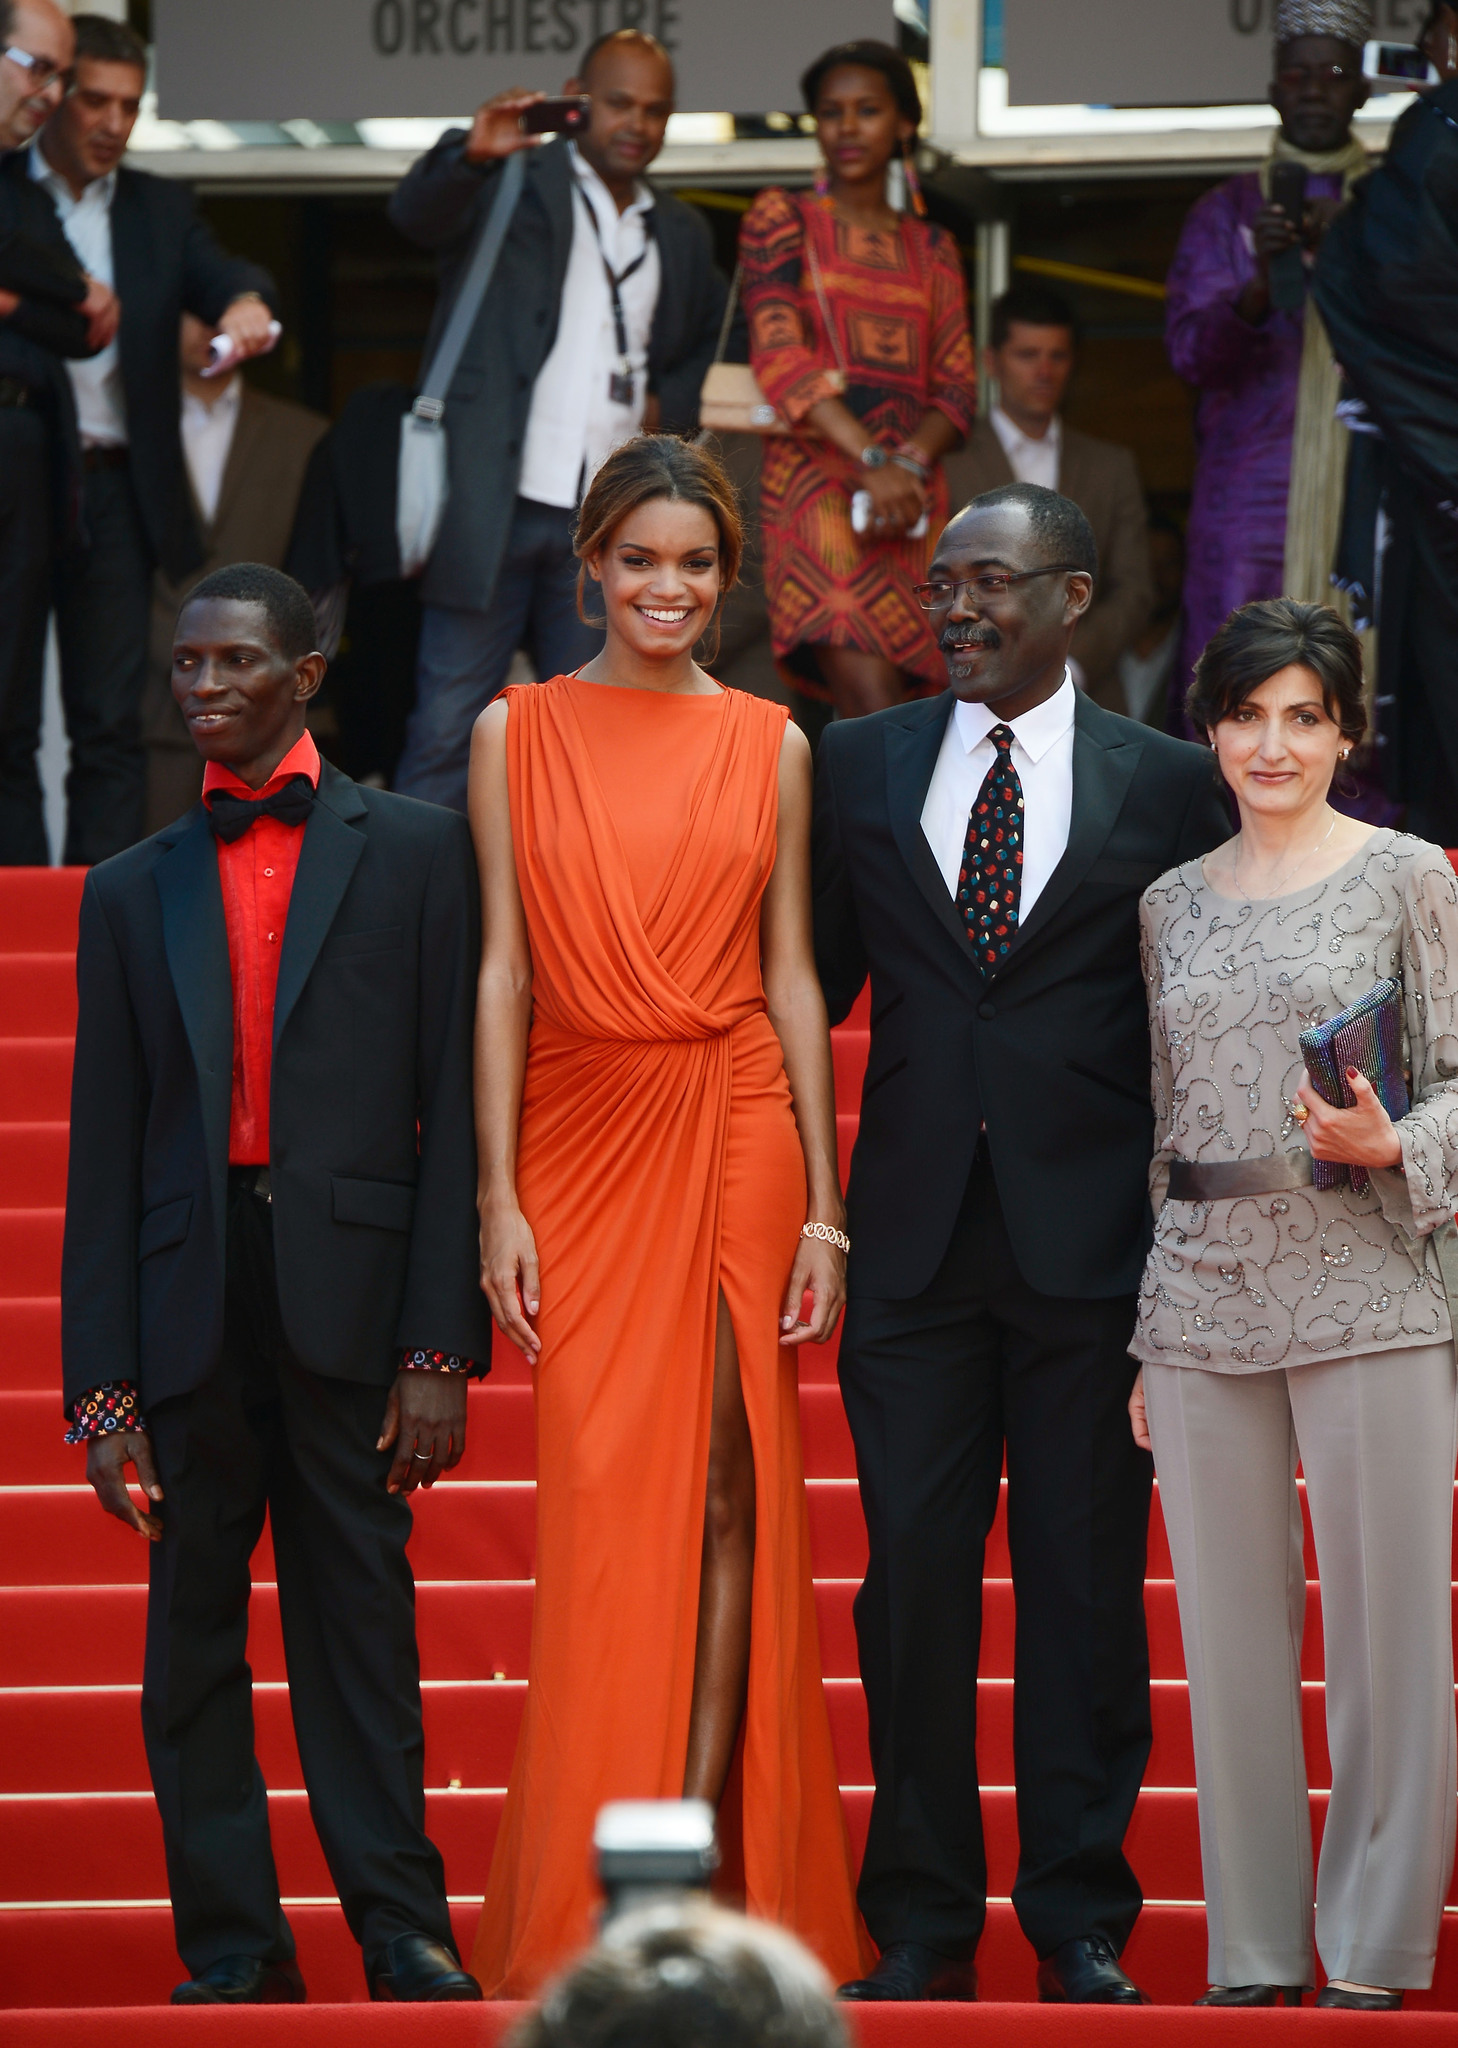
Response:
[1293,1103,1309,1126]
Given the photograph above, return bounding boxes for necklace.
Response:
[1234,811,1339,901]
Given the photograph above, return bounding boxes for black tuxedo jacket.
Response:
[62,764,492,1417]
[103,165,275,580]
[814,689,1231,1302]
[387,133,727,612]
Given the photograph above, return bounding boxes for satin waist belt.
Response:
[1167,1149,1314,1202]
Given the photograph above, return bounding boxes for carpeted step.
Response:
[8,1474,1383,1588]
[0,1574,1374,1690]
[0,869,84,954]
[0,1297,58,1388]
[0,957,75,1037]
[4,1381,859,1485]
[0,1208,63,1296]
[1,1780,1386,1917]
[0,1124,68,1208]
[0,1044,71,1126]
[0,1674,1340,1796]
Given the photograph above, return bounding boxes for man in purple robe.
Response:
[1165,0,1372,720]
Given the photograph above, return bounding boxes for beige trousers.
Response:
[1145,1343,1458,1990]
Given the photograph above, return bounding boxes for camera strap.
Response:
[577,188,651,402]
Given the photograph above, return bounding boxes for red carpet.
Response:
[3,863,1458,2035]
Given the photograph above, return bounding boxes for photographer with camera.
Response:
[1165,0,1371,725]
[1313,5,1458,839]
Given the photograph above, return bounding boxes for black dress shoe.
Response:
[1037,1936,1148,2004]
[1197,1985,1305,2007]
[368,1932,483,2002]
[838,1941,978,2001]
[1315,1985,1404,2010]
[171,1956,306,2005]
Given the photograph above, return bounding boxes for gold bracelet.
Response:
[802,1220,850,1254]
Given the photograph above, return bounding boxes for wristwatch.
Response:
[859,443,889,470]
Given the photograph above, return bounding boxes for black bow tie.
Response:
[206,777,315,844]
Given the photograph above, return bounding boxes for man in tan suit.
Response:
[142,312,327,830]
[942,285,1152,712]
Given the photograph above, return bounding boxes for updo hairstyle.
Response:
[1186,598,1367,749]
[574,435,744,661]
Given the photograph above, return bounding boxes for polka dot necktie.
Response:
[957,723,1024,975]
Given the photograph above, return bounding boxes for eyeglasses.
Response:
[3,45,67,91]
[912,566,1085,611]
[1275,62,1357,88]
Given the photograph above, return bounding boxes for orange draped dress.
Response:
[471,675,870,1997]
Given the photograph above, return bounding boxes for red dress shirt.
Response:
[202,730,321,1167]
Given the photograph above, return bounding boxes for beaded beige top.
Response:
[1132,829,1458,1373]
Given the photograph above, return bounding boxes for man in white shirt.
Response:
[387,29,726,810]
[942,285,1153,713]
[814,481,1229,2006]
[22,14,276,863]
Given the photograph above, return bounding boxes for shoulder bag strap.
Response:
[412,148,527,421]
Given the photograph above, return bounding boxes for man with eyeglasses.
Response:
[0,13,279,867]
[0,0,125,875]
[814,482,1228,2008]
[1166,0,1372,732]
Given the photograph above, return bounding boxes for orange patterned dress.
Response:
[471,676,871,1998]
[740,188,977,697]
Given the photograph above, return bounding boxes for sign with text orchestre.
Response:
[152,0,891,121]
[1003,0,1429,104]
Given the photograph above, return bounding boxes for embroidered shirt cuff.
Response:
[65,1381,147,1444]
[400,1348,487,1379]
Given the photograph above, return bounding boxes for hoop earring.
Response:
[902,136,927,218]
[814,157,831,200]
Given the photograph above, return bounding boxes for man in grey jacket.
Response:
[387,29,727,809]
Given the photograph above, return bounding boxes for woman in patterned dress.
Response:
[1130,601,1458,2010]
[739,40,976,740]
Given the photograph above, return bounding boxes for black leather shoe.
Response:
[1315,1985,1404,2010]
[1038,1936,1148,2004]
[1197,1985,1305,2007]
[838,1941,978,2001]
[171,1956,306,2005]
[368,1933,483,2002]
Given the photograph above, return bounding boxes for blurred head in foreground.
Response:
[509,1901,847,2048]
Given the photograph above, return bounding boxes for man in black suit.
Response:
[1,13,277,866]
[387,27,726,809]
[63,563,493,2005]
[815,484,1229,2005]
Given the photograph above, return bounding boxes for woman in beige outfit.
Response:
[1130,600,1458,2010]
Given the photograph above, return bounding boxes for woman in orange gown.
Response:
[467,436,871,1997]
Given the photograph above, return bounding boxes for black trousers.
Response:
[51,459,152,864]
[142,1174,453,1978]
[839,1144,1153,1962]
[0,406,53,865]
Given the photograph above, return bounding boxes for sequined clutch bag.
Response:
[1298,977,1408,1197]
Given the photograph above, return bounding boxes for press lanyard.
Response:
[577,185,650,406]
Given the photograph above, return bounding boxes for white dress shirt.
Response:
[919,671,1077,920]
[517,144,660,509]
[990,404,1061,493]
[180,375,242,527]
[28,143,126,448]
